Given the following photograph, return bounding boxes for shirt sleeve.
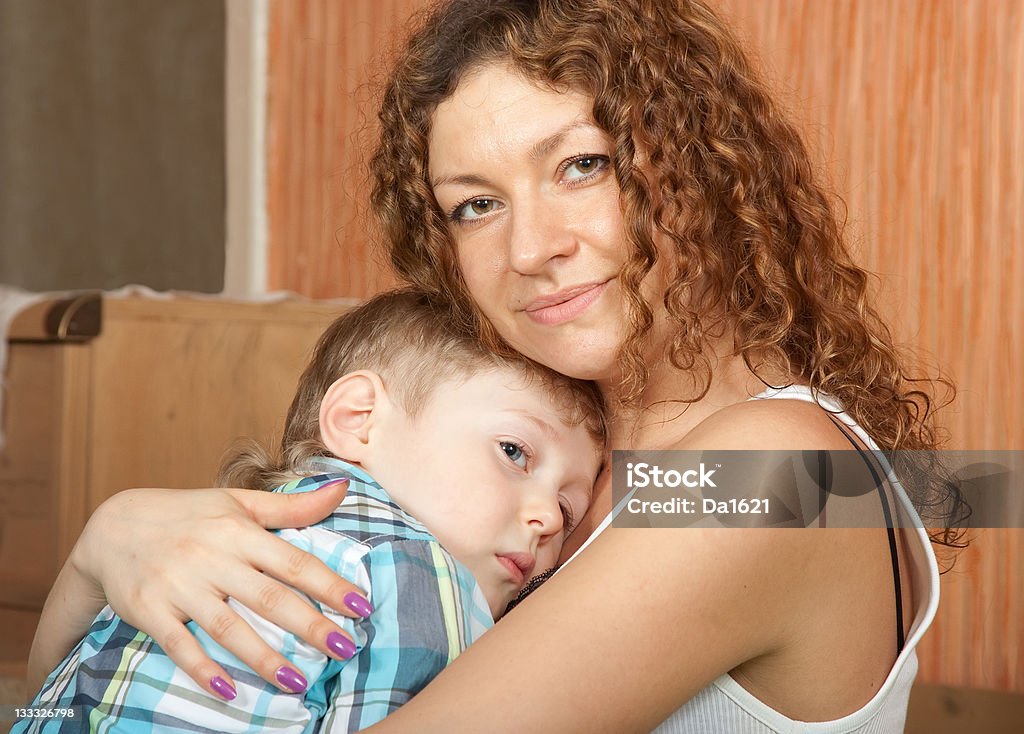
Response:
[15,531,490,734]
[15,524,367,733]
[15,599,336,734]
[316,538,493,733]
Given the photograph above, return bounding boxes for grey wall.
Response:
[0,0,225,292]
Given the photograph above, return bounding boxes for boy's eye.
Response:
[499,441,528,469]
[559,501,576,533]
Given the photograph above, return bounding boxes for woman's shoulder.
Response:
[677,391,853,451]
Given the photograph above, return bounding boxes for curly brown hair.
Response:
[369,0,966,542]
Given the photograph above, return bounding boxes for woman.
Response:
[29,0,963,730]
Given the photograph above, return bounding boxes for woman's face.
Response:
[428,63,667,383]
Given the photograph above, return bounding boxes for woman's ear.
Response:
[319,371,386,462]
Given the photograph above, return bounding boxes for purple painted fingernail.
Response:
[318,478,350,490]
[327,631,357,659]
[210,676,237,701]
[344,591,374,617]
[275,666,307,693]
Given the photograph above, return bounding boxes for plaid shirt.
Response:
[18,458,493,732]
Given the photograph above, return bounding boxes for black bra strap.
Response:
[826,415,906,654]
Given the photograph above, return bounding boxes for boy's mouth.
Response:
[496,552,536,585]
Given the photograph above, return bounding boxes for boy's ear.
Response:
[319,371,385,462]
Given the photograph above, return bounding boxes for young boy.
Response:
[18,289,606,733]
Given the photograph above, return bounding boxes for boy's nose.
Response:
[523,491,564,537]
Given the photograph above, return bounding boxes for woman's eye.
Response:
[499,441,528,469]
[563,155,608,181]
[452,198,499,221]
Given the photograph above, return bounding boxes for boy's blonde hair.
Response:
[219,288,607,490]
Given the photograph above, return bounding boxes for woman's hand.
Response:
[28,480,372,698]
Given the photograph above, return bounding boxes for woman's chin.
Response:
[497,309,631,383]
[520,342,622,383]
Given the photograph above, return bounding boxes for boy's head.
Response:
[224,289,606,617]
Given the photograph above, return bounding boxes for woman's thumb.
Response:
[228,478,349,529]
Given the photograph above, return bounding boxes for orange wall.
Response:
[715,0,1024,692]
[267,0,1024,691]
[266,0,420,298]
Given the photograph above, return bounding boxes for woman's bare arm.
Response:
[365,524,818,733]
[27,481,370,696]
[363,401,857,732]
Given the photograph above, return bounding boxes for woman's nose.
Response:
[508,201,579,275]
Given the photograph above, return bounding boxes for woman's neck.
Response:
[601,343,790,450]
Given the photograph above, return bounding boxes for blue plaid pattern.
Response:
[16,458,493,732]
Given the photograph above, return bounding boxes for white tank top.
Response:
[564,385,940,733]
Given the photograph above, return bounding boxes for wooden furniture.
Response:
[0,293,350,611]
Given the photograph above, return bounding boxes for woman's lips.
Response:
[523,280,610,326]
